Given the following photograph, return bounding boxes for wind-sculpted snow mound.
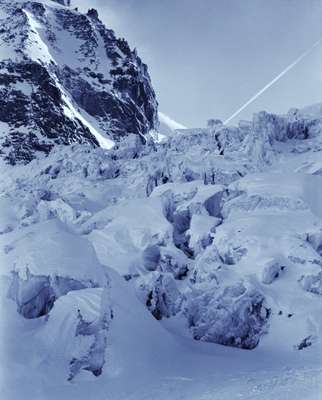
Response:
[83,197,174,276]
[1,219,108,318]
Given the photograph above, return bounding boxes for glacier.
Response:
[1,104,322,398]
[0,1,322,399]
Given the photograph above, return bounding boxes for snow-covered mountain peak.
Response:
[0,0,158,163]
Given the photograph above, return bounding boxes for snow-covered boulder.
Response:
[136,271,183,320]
[40,287,112,380]
[142,244,190,279]
[185,281,270,349]
[299,272,322,295]
[1,219,108,318]
[261,259,286,285]
[187,214,220,255]
[84,197,173,275]
[151,181,224,255]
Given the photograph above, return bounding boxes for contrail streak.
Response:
[224,38,322,125]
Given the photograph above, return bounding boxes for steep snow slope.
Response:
[0,0,158,163]
[159,111,187,131]
[157,111,187,139]
[1,105,322,398]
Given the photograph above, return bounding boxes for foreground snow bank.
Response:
[1,219,108,319]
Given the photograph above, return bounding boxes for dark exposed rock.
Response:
[51,0,71,6]
[0,0,158,163]
[297,335,313,350]
[87,8,99,20]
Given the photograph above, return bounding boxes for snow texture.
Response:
[1,102,322,398]
[0,2,322,399]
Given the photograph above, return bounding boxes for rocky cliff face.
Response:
[0,0,158,164]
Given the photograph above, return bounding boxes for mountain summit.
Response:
[0,0,158,164]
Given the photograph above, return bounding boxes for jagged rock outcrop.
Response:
[0,0,158,164]
[51,0,70,5]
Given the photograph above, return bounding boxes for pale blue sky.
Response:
[77,0,322,127]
